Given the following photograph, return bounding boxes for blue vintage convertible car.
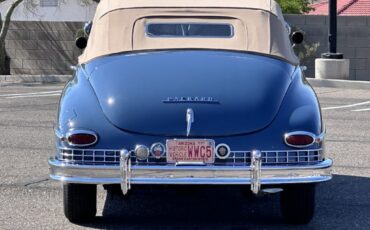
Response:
[49,0,332,224]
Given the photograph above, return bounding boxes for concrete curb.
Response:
[307,78,370,90]
[0,75,72,84]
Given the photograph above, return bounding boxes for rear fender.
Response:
[273,68,323,135]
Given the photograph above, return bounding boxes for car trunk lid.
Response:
[87,51,295,137]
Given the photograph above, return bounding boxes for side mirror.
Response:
[285,22,292,35]
[84,21,92,36]
[75,36,87,49]
[291,31,304,45]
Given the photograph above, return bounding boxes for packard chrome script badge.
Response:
[162,96,219,104]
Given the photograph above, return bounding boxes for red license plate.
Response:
[166,139,215,163]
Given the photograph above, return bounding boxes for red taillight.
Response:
[285,133,314,147]
[66,132,97,146]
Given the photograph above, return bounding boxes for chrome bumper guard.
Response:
[120,150,131,195]
[251,150,262,194]
[49,151,332,195]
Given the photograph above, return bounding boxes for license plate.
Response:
[166,139,215,163]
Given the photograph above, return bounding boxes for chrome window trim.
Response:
[40,0,59,7]
[65,129,98,147]
[284,130,325,148]
[145,22,235,38]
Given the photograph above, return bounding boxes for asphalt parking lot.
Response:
[0,82,369,229]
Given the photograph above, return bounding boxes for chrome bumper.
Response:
[49,151,333,195]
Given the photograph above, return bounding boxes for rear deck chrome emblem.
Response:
[186,108,194,137]
[163,97,219,104]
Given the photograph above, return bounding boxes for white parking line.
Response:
[351,108,370,112]
[6,93,61,99]
[322,101,370,110]
[0,90,62,97]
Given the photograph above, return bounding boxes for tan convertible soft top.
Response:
[79,0,298,64]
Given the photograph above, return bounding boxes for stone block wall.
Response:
[5,21,83,75]
[4,17,370,80]
[285,15,370,80]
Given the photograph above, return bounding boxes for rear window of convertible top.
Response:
[145,23,234,38]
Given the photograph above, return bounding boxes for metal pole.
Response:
[322,0,343,59]
[329,0,337,53]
